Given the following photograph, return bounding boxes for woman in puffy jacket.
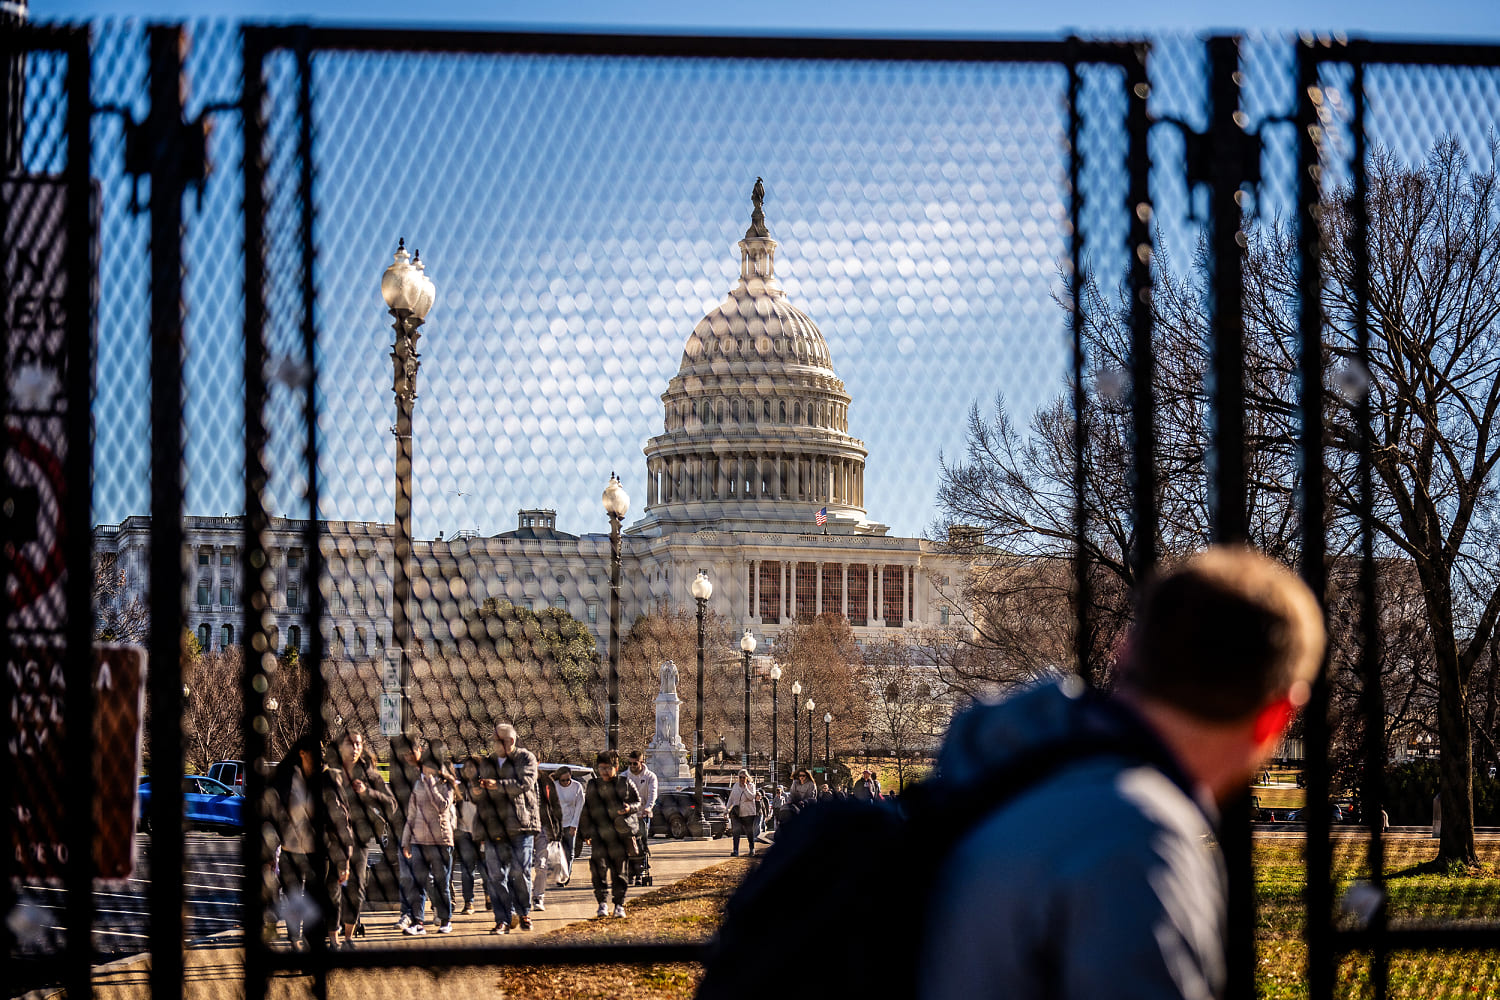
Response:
[401,738,459,935]
[725,770,759,857]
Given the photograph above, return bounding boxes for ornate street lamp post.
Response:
[739,629,756,769]
[791,679,802,771]
[381,239,435,734]
[690,569,713,817]
[769,663,782,787]
[824,711,833,771]
[602,472,630,751]
[805,697,816,776]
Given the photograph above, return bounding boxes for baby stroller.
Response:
[627,831,652,886]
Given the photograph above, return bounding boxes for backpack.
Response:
[696,732,1173,1000]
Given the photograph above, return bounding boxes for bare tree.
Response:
[937,136,1500,863]
[94,551,149,643]
[859,636,951,789]
[183,647,244,774]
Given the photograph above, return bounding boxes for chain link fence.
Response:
[4,20,1500,1000]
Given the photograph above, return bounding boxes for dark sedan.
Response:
[137,776,244,833]
[651,790,728,839]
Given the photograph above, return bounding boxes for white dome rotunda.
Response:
[635,180,884,537]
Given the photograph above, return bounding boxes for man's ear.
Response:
[1251,696,1297,748]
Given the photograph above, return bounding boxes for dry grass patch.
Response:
[490,859,751,1000]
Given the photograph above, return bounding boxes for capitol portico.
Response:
[94,182,972,658]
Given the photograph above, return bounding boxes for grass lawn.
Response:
[1256,786,1308,809]
[1257,838,1500,999]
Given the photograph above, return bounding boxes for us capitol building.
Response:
[95,184,974,660]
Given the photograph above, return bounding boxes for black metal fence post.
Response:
[1295,35,1335,1000]
[62,23,96,1000]
[1203,35,1257,1000]
[145,23,188,999]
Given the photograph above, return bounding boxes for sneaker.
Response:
[612,904,626,918]
[520,917,533,931]
[460,902,473,915]
[340,939,356,951]
[394,914,412,931]
[532,899,546,912]
[404,923,426,936]
[489,924,507,935]
[509,912,521,930]
[731,849,739,857]
[437,922,453,934]
[557,877,569,887]
[596,903,608,918]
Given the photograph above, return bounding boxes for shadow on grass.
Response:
[1386,857,1498,879]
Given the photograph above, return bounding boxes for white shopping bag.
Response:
[547,840,570,885]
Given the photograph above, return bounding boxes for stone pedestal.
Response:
[647,689,691,788]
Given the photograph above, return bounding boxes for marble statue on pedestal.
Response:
[647,659,690,787]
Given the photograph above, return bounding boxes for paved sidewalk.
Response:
[75,837,735,999]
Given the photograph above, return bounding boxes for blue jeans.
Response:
[397,845,427,921]
[484,833,535,925]
[406,844,453,927]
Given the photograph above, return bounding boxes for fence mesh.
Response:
[4,19,1500,1000]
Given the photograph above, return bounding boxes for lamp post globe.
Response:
[739,629,756,770]
[691,569,712,817]
[602,472,630,751]
[769,663,782,787]
[382,237,435,736]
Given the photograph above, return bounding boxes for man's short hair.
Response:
[596,749,620,767]
[627,750,642,762]
[553,766,572,778]
[494,722,517,741]
[1123,545,1325,722]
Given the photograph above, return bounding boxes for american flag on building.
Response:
[816,506,828,526]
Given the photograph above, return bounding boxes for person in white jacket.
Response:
[626,752,659,857]
[553,766,586,880]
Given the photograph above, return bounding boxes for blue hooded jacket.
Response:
[919,680,1227,1000]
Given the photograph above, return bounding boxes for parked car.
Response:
[1286,803,1346,824]
[207,760,247,792]
[137,776,244,834]
[651,790,728,839]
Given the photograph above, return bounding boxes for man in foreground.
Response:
[920,546,1324,1000]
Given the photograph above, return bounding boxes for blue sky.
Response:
[50,0,1500,539]
[36,0,1500,38]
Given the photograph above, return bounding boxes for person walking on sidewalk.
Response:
[726,770,760,857]
[553,765,585,882]
[454,755,490,916]
[625,751,658,862]
[328,729,394,948]
[267,732,353,951]
[578,750,642,918]
[468,722,541,934]
[401,739,459,936]
[387,734,425,931]
[532,768,564,911]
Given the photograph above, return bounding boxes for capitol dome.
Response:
[635,180,883,537]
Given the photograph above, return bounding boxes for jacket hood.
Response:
[938,679,1186,791]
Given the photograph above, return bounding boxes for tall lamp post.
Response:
[791,680,802,771]
[824,711,833,771]
[381,239,435,734]
[769,663,782,787]
[805,697,816,775]
[602,473,630,751]
[691,569,713,816]
[739,629,756,770]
